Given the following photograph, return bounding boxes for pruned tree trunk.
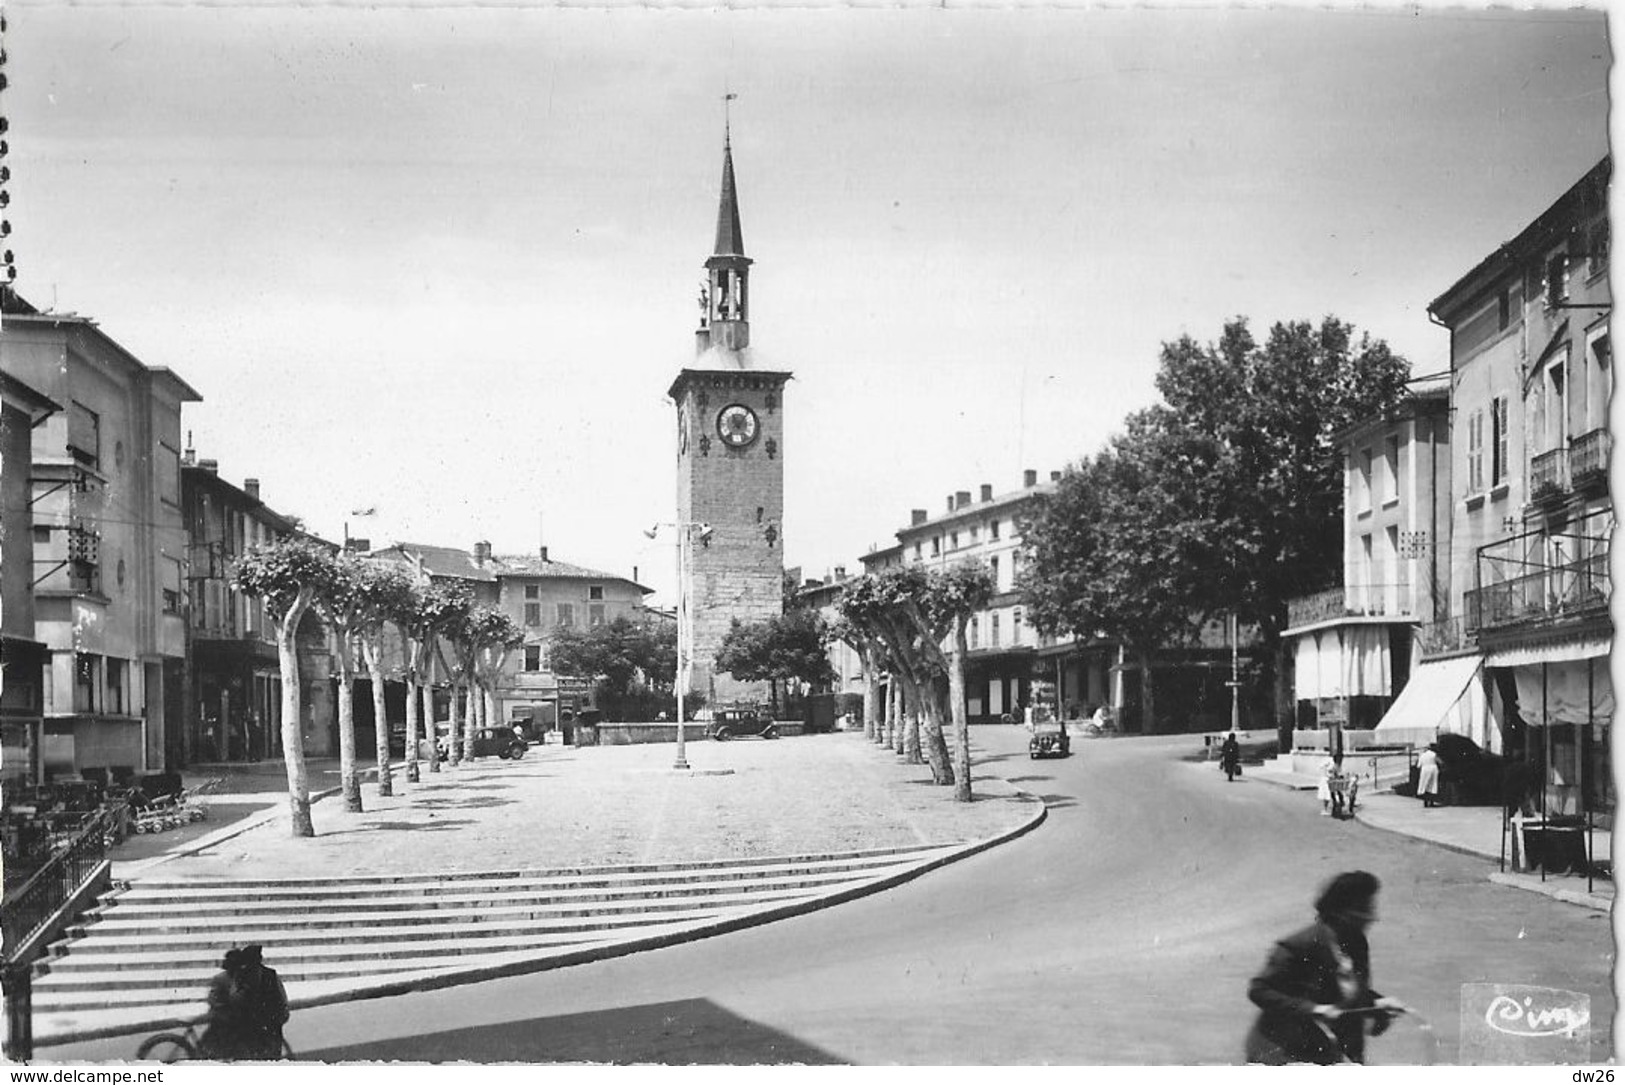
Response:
[404,668,421,784]
[335,636,362,813]
[448,678,465,766]
[463,677,480,762]
[277,589,315,837]
[863,664,880,741]
[484,683,497,739]
[362,636,393,798]
[889,682,901,752]
[1138,649,1157,735]
[916,682,953,784]
[423,681,439,773]
[949,629,973,802]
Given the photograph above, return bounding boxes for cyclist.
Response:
[1244,871,1406,1063]
[198,945,290,1060]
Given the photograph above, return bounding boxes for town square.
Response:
[0,2,1613,1071]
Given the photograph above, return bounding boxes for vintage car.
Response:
[706,707,779,741]
[1029,721,1070,759]
[448,725,527,761]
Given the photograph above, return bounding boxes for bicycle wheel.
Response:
[136,1033,196,1062]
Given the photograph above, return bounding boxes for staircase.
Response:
[30,845,960,1045]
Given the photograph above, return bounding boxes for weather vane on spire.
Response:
[723,90,738,143]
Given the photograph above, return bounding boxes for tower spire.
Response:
[698,106,752,357]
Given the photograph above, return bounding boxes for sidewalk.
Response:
[1248,760,1613,912]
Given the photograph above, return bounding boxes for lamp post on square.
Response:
[645,520,712,770]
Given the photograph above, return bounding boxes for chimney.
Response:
[539,545,549,563]
[1023,469,1037,488]
[199,459,219,475]
[1050,471,1062,483]
[911,509,928,526]
[834,565,846,579]
[632,565,638,583]
[956,490,971,509]
[946,495,955,513]
[243,478,260,500]
[473,541,491,566]
[980,484,993,502]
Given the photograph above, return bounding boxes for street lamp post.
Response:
[646,521,712,771]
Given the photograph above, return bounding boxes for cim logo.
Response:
[1460,983,1592,1065]
[1486,993,1590,1038]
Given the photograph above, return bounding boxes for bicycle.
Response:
[135,1018,295,1062]
[1311,1002,1437,1065]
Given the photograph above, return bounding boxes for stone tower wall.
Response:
[674,370,788,709]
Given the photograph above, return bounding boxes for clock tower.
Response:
[668,129,790,709]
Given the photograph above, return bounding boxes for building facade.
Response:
[180,454,314,765]
[1285,385,1453,747]
[2,294,200,777]
[488,547,651,731]
[1420,157,1611,820]
[0,371,61,785]
[669,133,789,709]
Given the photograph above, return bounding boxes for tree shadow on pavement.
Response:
[301,997,845,1064]
[414,796,518,810]
[1035,794,1078,809]
[321,819,479,835]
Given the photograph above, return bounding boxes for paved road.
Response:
[70,731,1615,1064]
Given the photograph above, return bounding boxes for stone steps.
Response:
[31,845,958,1038]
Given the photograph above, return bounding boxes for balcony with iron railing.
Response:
[1465,553,1609,633]
[1570,428,1610,492]
[1286,581,1416,630]
[1416,616,1473,658]
[1530,446,1568,504]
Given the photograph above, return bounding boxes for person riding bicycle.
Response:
[198,945,290,1060]
[1244,871,1406,1064]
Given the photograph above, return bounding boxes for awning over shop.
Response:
[1293,626,1391,701]
[1484,636,1611,669]
[1511,656,1615,727]
[1374,654,1489,750]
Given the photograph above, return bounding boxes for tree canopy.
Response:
[1020,315,1410,727]
[548,616,676,718]
[714,609,837,695]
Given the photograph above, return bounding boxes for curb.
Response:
[1486,872,1613,912]
[35,772,1048,1050]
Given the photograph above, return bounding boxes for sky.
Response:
[3,2,1612,609]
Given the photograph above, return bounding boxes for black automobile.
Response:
[1029,722,1070,759]
[706,708,778,741]
[468,725,527,761]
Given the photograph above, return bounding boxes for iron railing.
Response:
[1416,616,1472,658]
[1286,582,1415,628]
[1530,446,1568,501]
[1,805,116,960]
[1571,428,1610,488]
[1465,553,1610,632]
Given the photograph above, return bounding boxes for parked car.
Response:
[467,725,527,760]
[1029,721,1070,759]
[706,708,778,741]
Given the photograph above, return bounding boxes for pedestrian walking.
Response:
[1220,733,1242,782]
[1243,871,1405,1064]
[1416,744,1441,808]
[198,945,290,1061]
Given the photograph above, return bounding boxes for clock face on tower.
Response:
[716,403,759,448]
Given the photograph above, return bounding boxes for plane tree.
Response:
[714,609,836,716]
[352,562,417,797]
[233,537,338,837]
